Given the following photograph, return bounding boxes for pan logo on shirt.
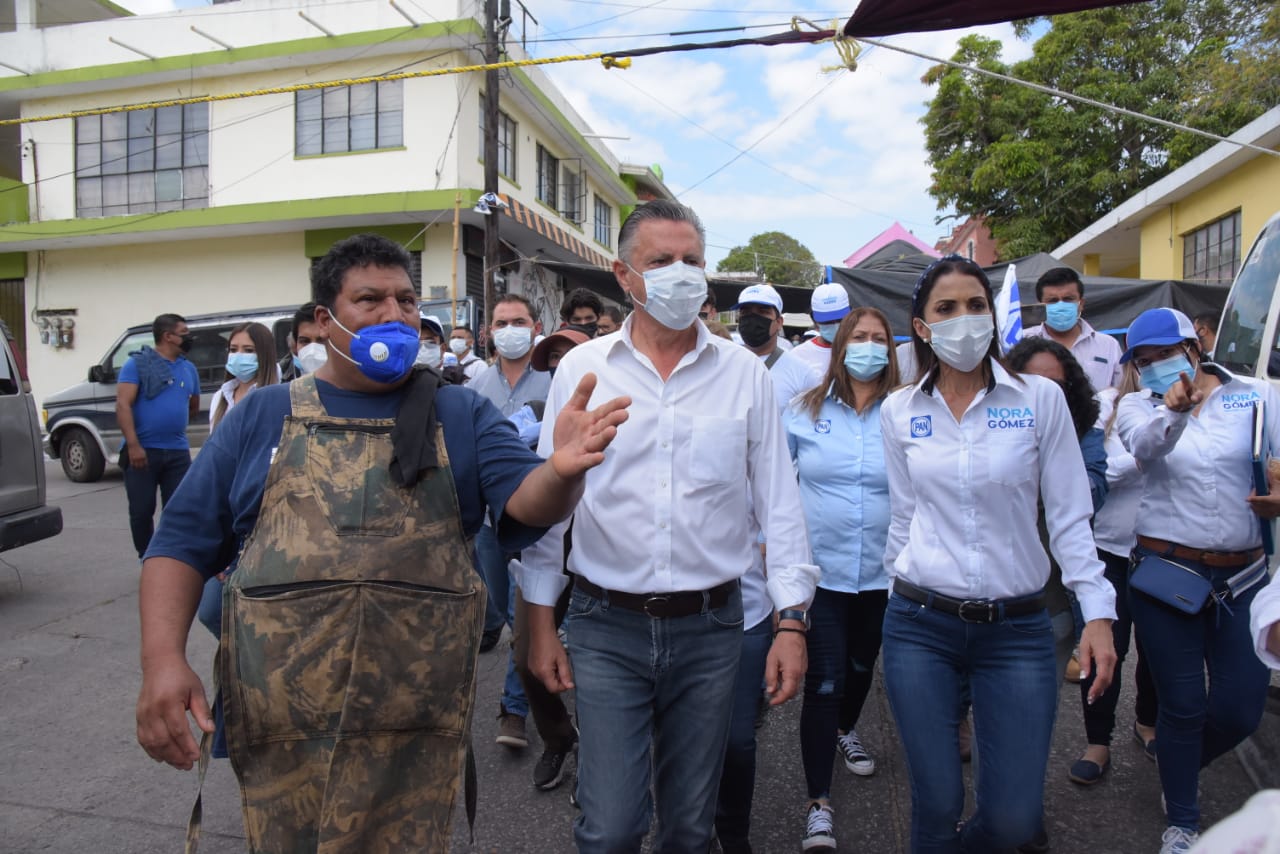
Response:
[815,419,831,434]
[1222,391,1261,411]
[987,406,1034,430]
[910,415,932,438]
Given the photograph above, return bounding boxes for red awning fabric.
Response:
[843,0,1148,37]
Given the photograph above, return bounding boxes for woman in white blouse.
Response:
[209,321,278,430]
[879,255,1116,854]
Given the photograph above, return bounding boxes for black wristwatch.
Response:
[777,608,809,630]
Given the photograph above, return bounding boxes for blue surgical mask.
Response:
[226,353,258,382]
[327,315,420,383]
[818,322,841,343]
[292,355,303,373]
[1045,301,1079,333]
[1140,353,1195,396]
[844,342,888,381]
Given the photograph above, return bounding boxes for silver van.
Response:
[0,332,62,551]
[1213,211,1280,386]
[42,306,296,483]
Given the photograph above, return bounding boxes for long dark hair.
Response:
[800,307,899,419]
[1006,337,1099,440]
[212,321,278,430]
[910,255,1002,386]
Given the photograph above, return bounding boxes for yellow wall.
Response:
[1138,152,1280,279]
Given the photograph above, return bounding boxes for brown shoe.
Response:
[496,709,528,749]
[1064,652,1083,683]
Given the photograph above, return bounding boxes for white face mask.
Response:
[296,342,328,374]
[415,342,441,367]
[493,325,533,360]
[449,337,469,356]
[925,314,993,373]
[628,261,707,331]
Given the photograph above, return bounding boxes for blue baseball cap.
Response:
[1120,308,1197,363]
[811,283,850,323]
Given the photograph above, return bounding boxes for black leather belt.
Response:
[893,579,1045,624]
[574,577,737,618]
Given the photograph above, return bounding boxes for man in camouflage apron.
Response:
[135,234,630,852]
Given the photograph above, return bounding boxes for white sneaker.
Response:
[1159,826,1199,854]
[802,803,836,851]
[837,730,876,776]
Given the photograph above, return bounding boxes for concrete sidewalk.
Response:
[0,464,1270,853]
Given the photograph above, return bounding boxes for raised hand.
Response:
[549,372,631,480]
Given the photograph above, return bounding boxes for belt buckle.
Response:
[958,599,996,624]
[642,595,671,618]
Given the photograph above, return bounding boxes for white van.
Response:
[1214,211,1280,384]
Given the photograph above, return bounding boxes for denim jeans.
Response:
[566,583,744,853]
[473,524,527,717]
[800,587,888,800]
[1127,545,1270,831]
[122,447,191,559]
[882,592,1057,854]
[714,615,773,850]
[1079,549,1157,745]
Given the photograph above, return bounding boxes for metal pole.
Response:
[482,0,501,351]
[450,192,461,330]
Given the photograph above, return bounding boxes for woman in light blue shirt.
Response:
[785,307,898,852]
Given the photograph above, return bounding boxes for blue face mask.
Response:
[1140,353,1195,396]
[226,353,258,382]
[292,355,303,373]
[327,315,420,383]
[844,342,888,381]
[1044,301,1079,333]
[818,322,841,343]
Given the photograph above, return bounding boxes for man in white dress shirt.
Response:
[520,200,819,852]
[1022,267,1123,392]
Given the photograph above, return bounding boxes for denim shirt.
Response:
[785,393,890,593]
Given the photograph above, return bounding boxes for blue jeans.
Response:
[800,587,888,800]
[474,524,527,717]
[714,615,773,850]
[122,447,191,559]
[197,574,224,638]
[1128,545,1270,831]
[882,592,1057,854]
[566,583,744,853]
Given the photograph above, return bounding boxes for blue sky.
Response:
[117,0,1034,272]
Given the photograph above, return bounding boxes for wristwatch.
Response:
[777,608,809,630]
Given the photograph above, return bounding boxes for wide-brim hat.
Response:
[531,326,591,371]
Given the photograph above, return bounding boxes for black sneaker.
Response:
[479,628,502,653]
[533,731,578,790]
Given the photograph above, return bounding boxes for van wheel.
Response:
[60,427,105,483]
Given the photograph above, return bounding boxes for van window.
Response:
[0,342,16,395]
[1216,218,1280,376]
[109,331,156,373]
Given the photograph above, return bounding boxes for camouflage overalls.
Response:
[221,376,484,853]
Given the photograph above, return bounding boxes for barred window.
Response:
[536,144,558,206]
[594,195,611,247]
[296,80,403,156]
[478,100,517,179]
[1183,211,1243,285]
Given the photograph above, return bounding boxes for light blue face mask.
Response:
[843,342,888,381]
[818,322,841,343]
[1044,301,1079,333]
[225,352,258,382]
[1140,353,1195,395]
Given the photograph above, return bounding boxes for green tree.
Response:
[716,231,821,288]
[921,1,1279,257]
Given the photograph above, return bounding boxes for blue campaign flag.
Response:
[996,264,1023,354]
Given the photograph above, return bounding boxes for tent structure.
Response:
[842,0,1148,38]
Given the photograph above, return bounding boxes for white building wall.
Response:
[25,232,309,402]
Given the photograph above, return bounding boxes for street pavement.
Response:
[0,462,1270,853]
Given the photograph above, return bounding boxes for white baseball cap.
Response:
[732,284,783,315]
[811,283,850,323]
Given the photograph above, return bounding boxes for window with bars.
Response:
[561,166,582,223]
[594,195,611,247]
[536,144,558,206]
[478,99,517,179]
[296,80,403,156]
[1183,211,1243,285]
[75,104,209,217]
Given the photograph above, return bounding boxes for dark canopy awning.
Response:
[843,0,1148,37]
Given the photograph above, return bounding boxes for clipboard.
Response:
[1252,399,1274,555]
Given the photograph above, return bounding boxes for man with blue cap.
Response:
[770,282,851,411]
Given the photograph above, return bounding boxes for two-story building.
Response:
[0,0,658,401]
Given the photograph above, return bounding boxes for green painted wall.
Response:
[0,177,29,225]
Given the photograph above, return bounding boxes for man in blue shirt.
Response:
[134,233,629,795]
[115,313,200,559]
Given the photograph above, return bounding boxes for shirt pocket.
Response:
[689,415,748,485]
[983,430,1037,488]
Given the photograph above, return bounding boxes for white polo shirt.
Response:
[770,339,833,412]
[880,360,1116,623]
[1024,319,1123,391]
[1117,369,1280,552]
